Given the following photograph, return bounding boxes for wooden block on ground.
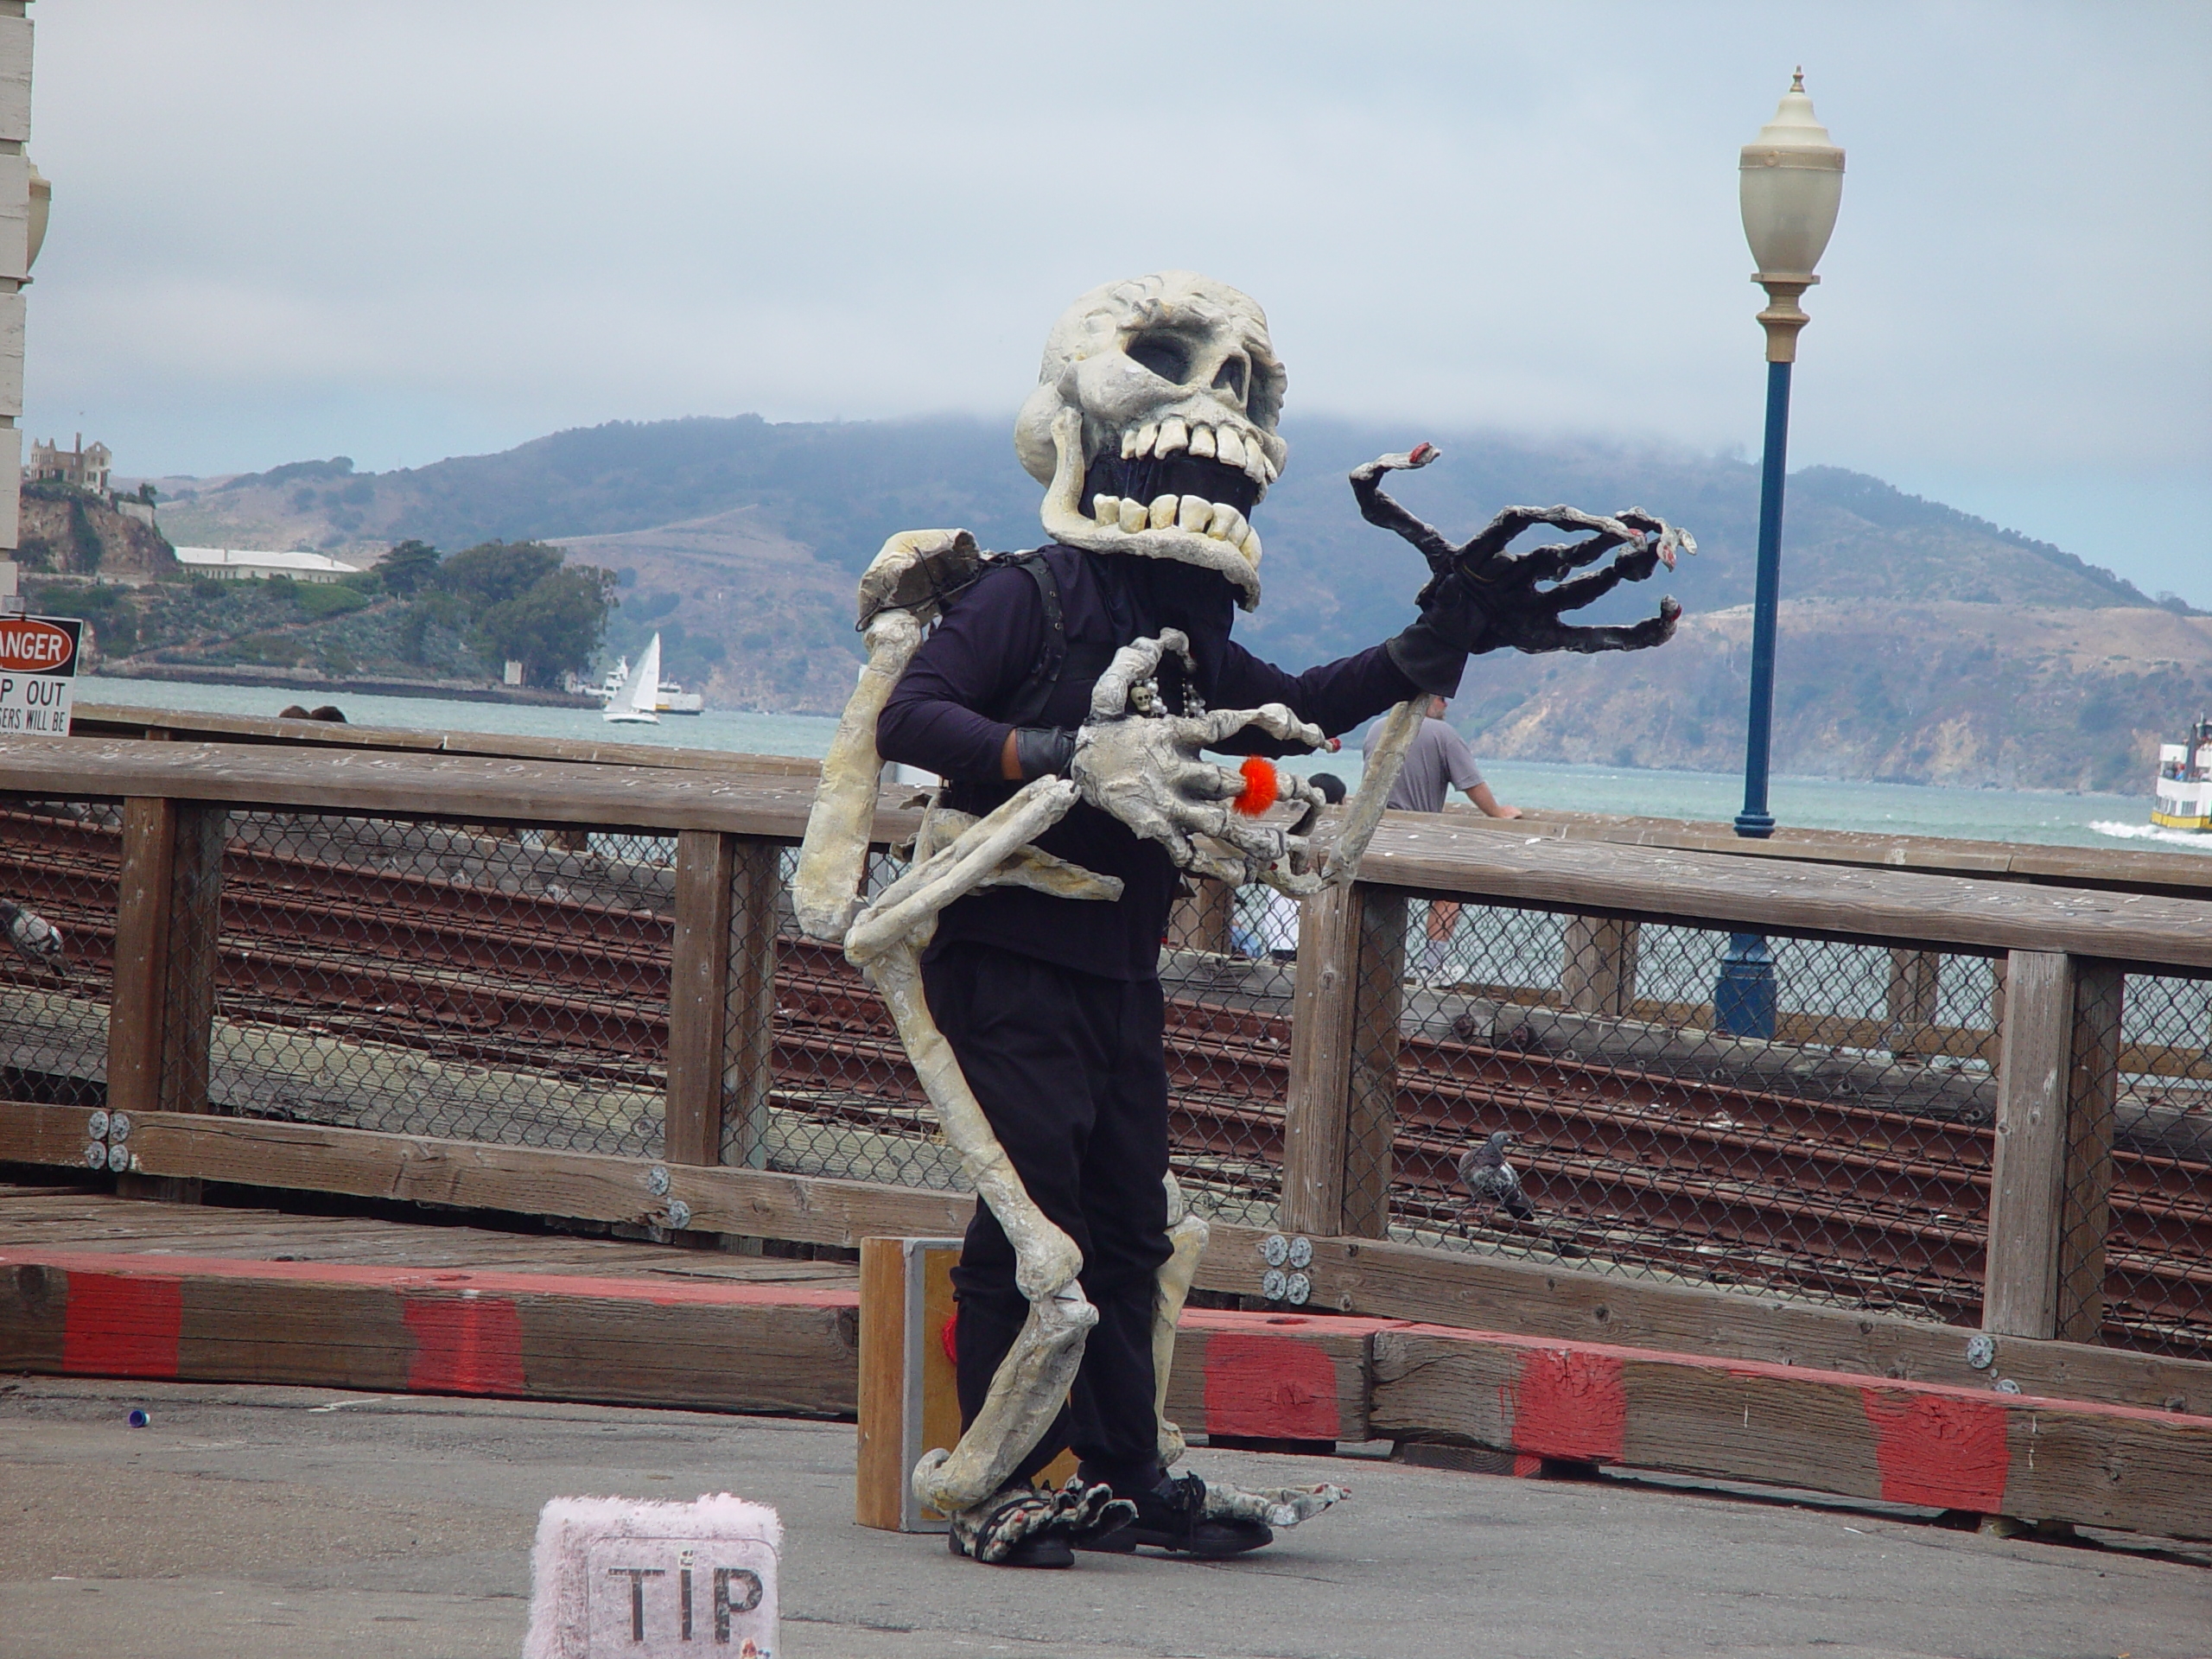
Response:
[0,1249,860,1414]
[855,1236,1077,1532]
[1369,1323,2212,1542]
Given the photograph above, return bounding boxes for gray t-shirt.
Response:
[1363,715,1484,813]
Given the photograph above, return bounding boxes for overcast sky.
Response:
[21,2,2212,601]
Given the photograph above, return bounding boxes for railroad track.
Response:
[1,805,2204,1355]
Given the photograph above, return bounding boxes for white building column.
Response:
[0,0,34,557]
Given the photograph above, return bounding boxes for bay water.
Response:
[79,673,2194,856]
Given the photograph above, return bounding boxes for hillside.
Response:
[1456,601,2212,794]
[16,481,179,580]
[130,413,2201,791]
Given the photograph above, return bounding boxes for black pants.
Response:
[922,941,1173,1493]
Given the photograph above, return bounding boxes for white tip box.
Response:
[524,1493,781,1657]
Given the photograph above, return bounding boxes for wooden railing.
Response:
[0,730,2207,1433]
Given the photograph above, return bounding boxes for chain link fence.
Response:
[0,799,119,1108]
[1390,897,2005,1327]
[2105,970,2212,1357]
[212,813,676,1155]
[1160,880,1294,1229]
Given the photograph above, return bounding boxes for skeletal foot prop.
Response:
[1200,1478,1351,1529]
[947,1478,1137,1567]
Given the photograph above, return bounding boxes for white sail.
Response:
[603,633,663,724]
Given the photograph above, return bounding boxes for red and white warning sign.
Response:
[0,615,80,735]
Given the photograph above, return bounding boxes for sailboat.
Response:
[602,632,663,724]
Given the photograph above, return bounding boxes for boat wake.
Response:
[2089,820,2212,854]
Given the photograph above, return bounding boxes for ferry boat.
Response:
[591,633,705,715]
[2152,715,2212,831]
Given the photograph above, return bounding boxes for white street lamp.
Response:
[1740,70,1846,365]
[1716,70,1845,1039]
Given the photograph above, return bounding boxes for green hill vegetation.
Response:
[37,539,613,690]
[130,413,2204,791]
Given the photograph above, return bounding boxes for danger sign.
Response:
[0,615,79,736]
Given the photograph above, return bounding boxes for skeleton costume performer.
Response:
[797,270,1688,1567]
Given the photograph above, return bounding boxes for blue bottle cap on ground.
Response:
[126,1408,149,1428]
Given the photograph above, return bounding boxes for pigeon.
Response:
[0,899,67,976]
[1457,1129,1534,1222]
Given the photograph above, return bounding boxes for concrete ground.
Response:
[1,1376,2204,1659]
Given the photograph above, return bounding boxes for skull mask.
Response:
[1014,271,1287,610]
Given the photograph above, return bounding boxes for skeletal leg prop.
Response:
[839,785,1105,1516]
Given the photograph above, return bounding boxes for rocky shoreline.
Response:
[94,660,598,708]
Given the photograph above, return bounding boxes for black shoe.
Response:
[1077,1472,1274,1559]
[946,1478,1128,1568]
[947,1526,1072,1568]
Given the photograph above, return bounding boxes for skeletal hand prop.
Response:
[1359,443,1693,658]
[1071,628,1332,892]
[1321,446,1696,886]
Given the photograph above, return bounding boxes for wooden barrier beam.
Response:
[9,740,2212,970]
[1354,818,2212,973]
[1368,1322,2212,1541]
[0,1246,1371,1450]
[0,1249,860,1415]
[3,1103,2204,1416]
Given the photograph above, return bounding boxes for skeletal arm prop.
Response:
[1322,445,1698,883]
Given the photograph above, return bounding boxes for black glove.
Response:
[1383,570,1479,696]
[1011,726,1077,779]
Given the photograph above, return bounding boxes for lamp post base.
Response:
[1715,932,1777,1039]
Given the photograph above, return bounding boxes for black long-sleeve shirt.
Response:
[877,544,1417,980]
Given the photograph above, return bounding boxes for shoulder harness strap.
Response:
[999,552,1067,727]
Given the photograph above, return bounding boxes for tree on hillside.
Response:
[379,538,441,596]
[475,563,617,685]
[435,540,563,611]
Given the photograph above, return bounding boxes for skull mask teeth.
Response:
[1014,271,1287,609]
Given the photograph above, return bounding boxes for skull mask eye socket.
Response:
[1126,330,1193,385]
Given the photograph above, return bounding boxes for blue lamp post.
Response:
[1715,71,1845,1039]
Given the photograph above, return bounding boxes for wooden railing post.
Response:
[1561,916,1640,1016]
[1885,947,1942,1059]
[666,830,736,1167]
[666,832,781,1172]
[1984,950,2124,1342]
[1283,880,1406,1240]
[722,837,782,1171]
[106,798,226,1198]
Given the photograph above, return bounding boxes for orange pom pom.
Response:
[1233,755,1280,817]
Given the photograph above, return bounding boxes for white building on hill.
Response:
[174,546,361,584]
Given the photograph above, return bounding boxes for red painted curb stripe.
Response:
[1386,1319,2212,1429]
[1201,1331,1344,1440]
[1860,1388,2010,1511]
[60,1271,182,1380]
[403,1293,527,1396]
[1509,1348,1627,1463]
